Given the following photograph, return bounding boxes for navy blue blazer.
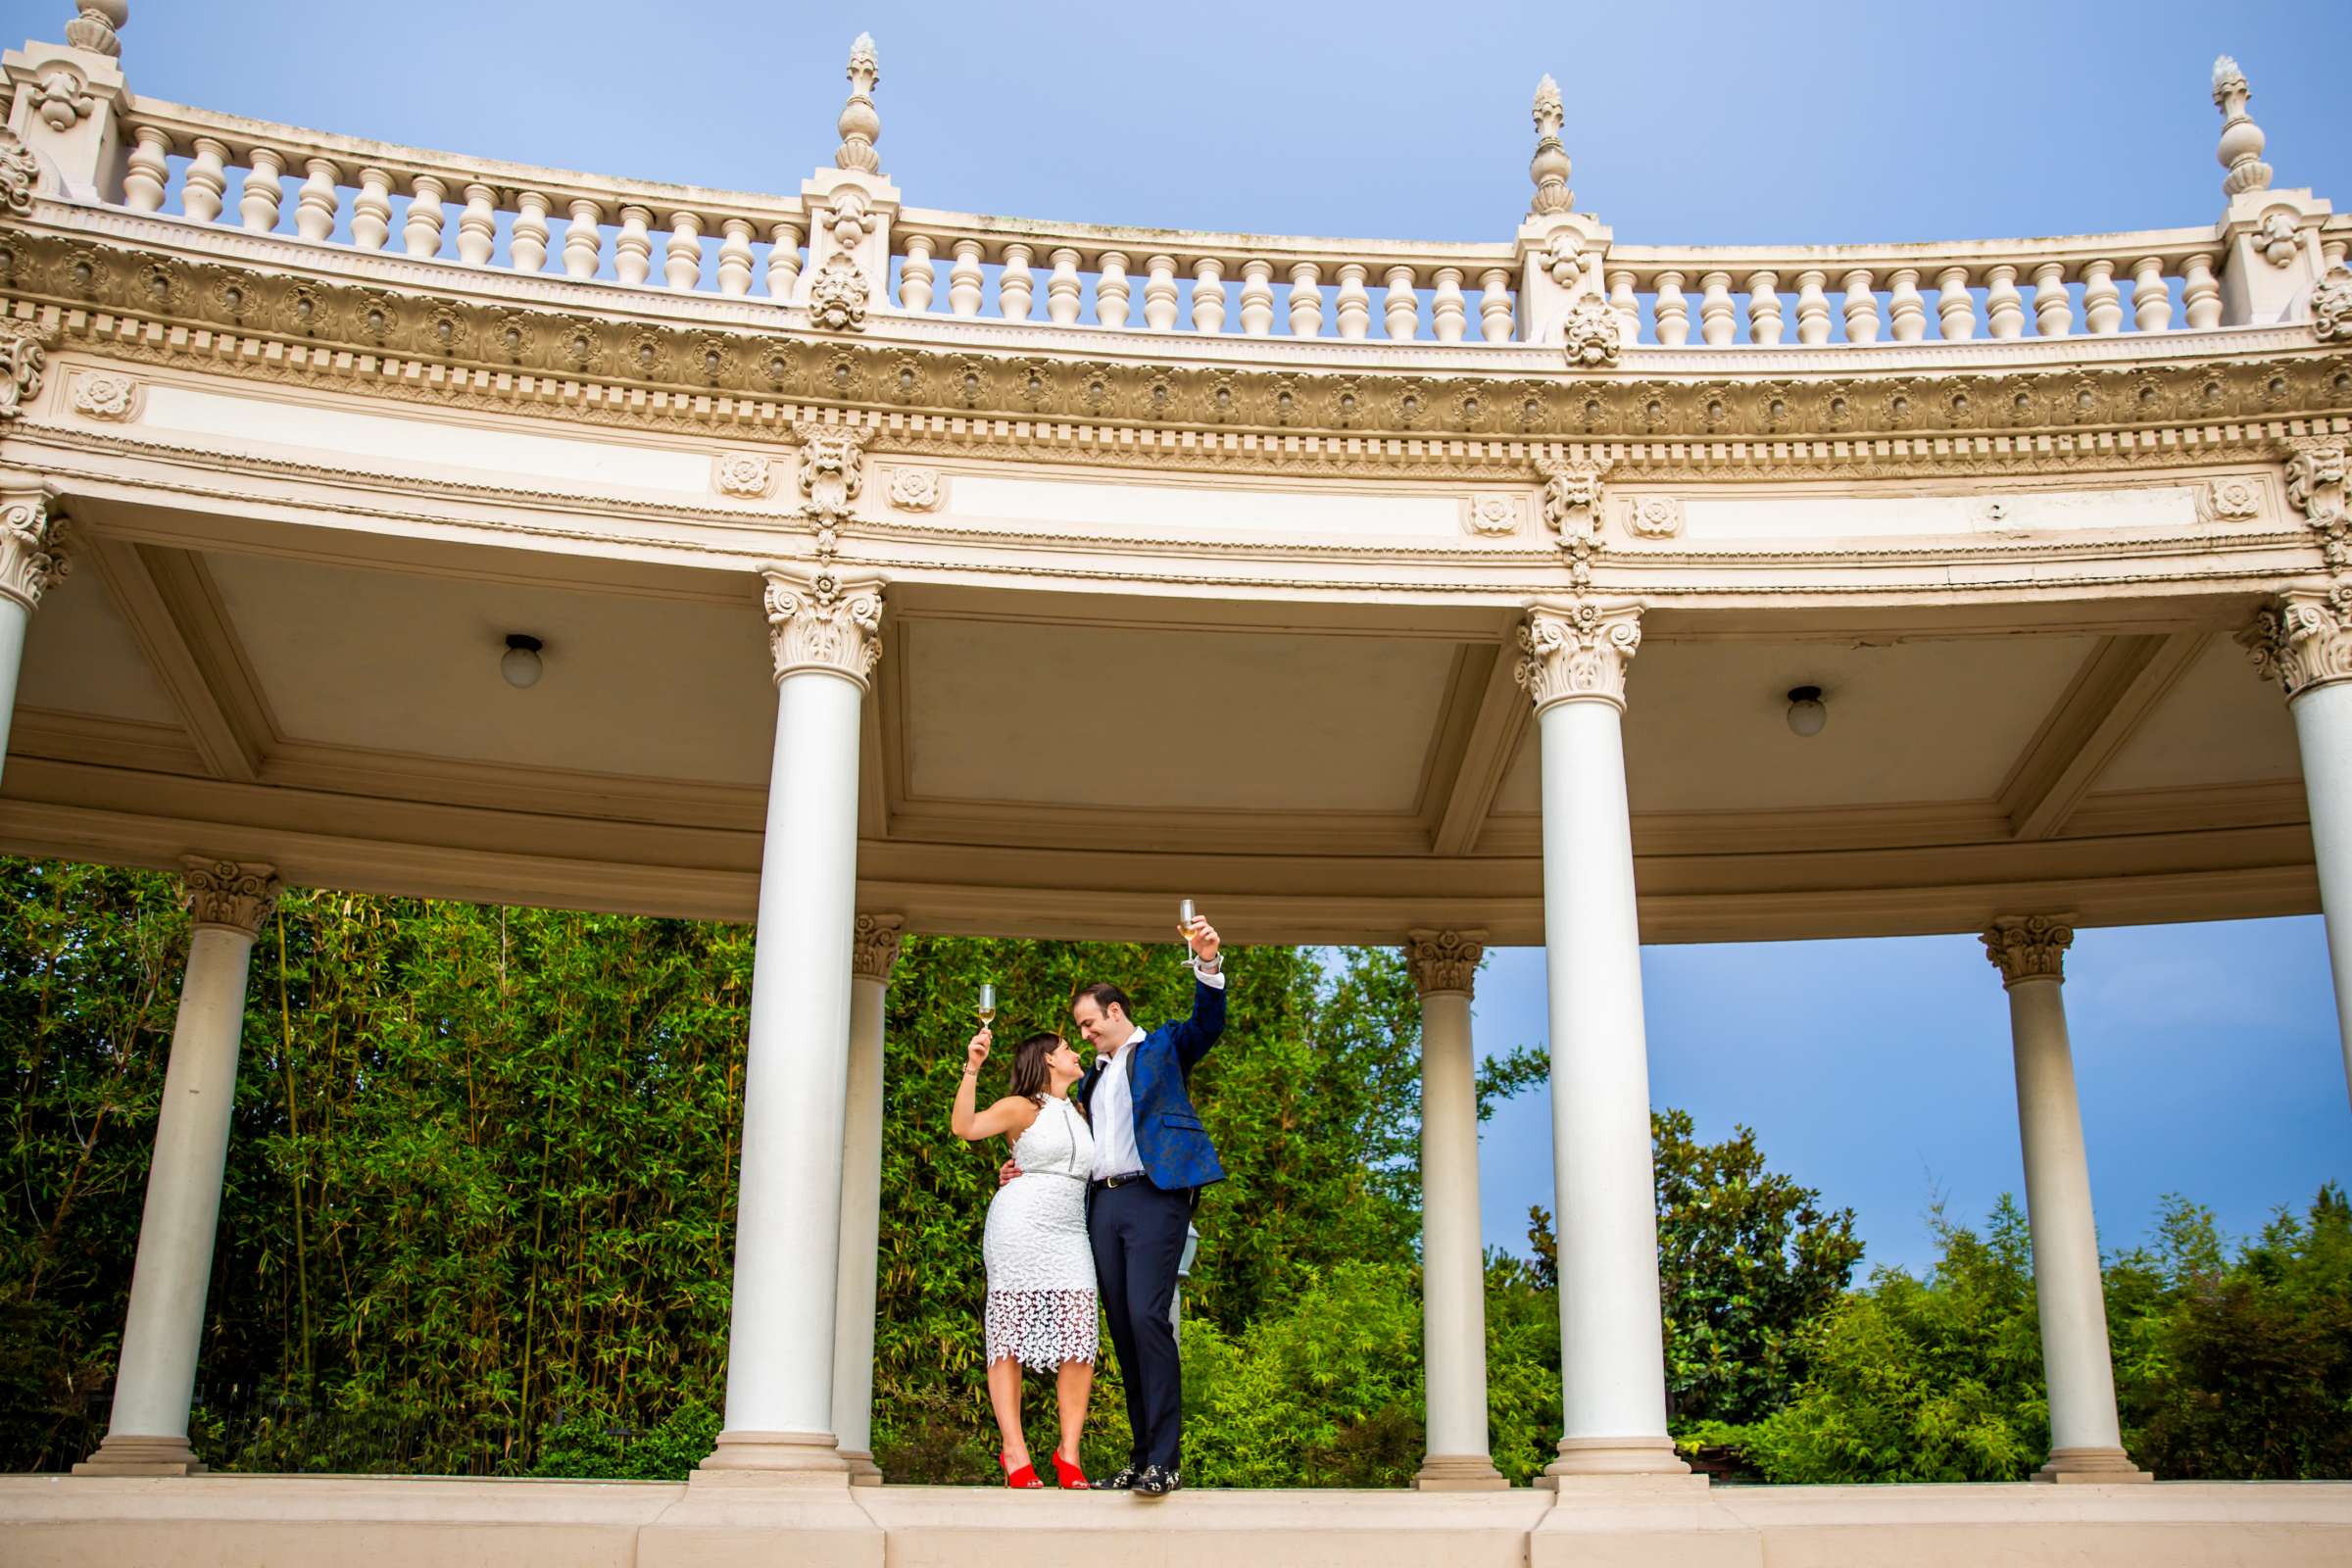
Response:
[1077,976,1228,1191]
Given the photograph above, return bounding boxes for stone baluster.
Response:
[1887,268,1926,341]
[1935,265,1975,339]
[1985,264,2026,338]
[1335,263,1371,339]
[2182,253,2221,328]
[1697,271,1734,346]
[767,222,803,298]
[999,244,1035,321]
[2032,263,2073,336]
[1047,247,1083,324]
[563,200,604,278]
[716,220,756,296]
[1793,270,1830,344]
[293,158,338,243]
[1431,268,1467,342]
[181,137,229,224]
[2082,260,2122,334]
[1652,271,1689,346]
[663,211,703,289]
[235,147,282,232]
[1746,270,1783,344]
[2130,257,2172,332]
[512,194,552,273]
[1193,258,1228,333]
[1289,262,1324,337]
[1098,252,1130,328]
[1609,270,1640,337]
[122,125,171,213]
[1479,268,1513,342]
[404,174,447,258]
[1382,265,1417,339]
[612,205,653,284]
[899,235,935,312]
[1840,269,1879,342]
[353,168,393,252]
[1143,255,1179,330]
[452,183,494,266]
[1239,260,1276,335]
[948,240,984,317]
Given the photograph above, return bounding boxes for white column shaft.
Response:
[1419,988,1488,1459]
[2006,975,2126,1454]
[2289,680,2352,1108]
[107,925,257,1439]
[723,672,864,1442]
[1537,699,1676,1465]
[830,971,887,1466]
[0,596,28,790]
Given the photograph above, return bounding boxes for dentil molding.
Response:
[181,856,281,935]
[1982,913,2074,988]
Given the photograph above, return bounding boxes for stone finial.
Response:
[181,856,280,936]
[760,563,885,690]
[851,912,905,983]
[0,495,71,611]
[1983,914,2073,989]
[1404,929,1486,998]
[836,32,882,173]
[2212,54,2272,198]
[64,2,127,57]
[1517,601,1642,713]
[1528,74,1573,217]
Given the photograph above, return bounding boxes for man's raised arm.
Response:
[1170,919,1227,1071]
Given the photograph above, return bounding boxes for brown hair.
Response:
[1072,983,1132,1029]
[1008,1032,1066,1102]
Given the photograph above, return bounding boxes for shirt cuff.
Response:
[1192,959,1226,990]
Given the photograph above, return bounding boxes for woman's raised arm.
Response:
[950,1028,1041,1142]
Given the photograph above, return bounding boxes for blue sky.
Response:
[27,0,2351,1274]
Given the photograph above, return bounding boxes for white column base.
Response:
[2036,1446,2154,1484]
[1543,1435,1697,1483]
[1413,1453,1509,1490]
[691,1429,852,1489]
[838,1448,883,1487]
[71,1434,207,1476]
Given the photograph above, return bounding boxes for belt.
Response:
[1093,1171,1148,1191]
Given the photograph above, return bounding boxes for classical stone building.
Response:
[1,5,2348,1563]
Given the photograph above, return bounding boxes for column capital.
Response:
[0,493,72,611]
[1516,600,1642,713]
[1404,928,1486,997]
[760,563,885,691]
[850,912,904,983]
[179,856,280,936]
[1983,913,2074,989]
[2240,582,2352,701]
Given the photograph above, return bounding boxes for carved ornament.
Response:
[0,331,48,420]
[1539,461,1607,585]
[0,498,71,611]
[2241,583,2352,701]
[65,3,129,57]
[30,67,94,132]
[2283,438,2350,569]
[1621,495,1684,538]
[1517,600,1642,713]
[795,419,866,555]
[761,564,884,690]
[711,451,772,498]
[0,127,42,217]
[2256,210,2299,269]
[70,369,136,420]
[181,856,281,936]
[1982,914,2073,988]
[808,252,869,332]
[1561,294,1623,369]
[2314,266,2352,343]
[886,466,943,512]
[1464,494,1522,536]
[1404,928,1486,997]
[2197,475,2263,522]
[851,911,906,983]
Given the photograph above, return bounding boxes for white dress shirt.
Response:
[1090,960,1224,1182]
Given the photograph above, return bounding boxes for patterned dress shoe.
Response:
[1097,1464,1140,1491]
[1133,1463,1182,1495]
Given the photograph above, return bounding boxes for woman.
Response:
[951,1025,1097,1489]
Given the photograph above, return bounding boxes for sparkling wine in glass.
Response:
[1179,898,1198,947]
[976,982,997,1028]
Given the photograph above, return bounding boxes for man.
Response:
[1005,916,1226,1494]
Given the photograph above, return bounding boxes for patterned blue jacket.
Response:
[1078,977,1228,1191]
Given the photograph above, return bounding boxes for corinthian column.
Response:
[700,564,884,1481]
[1515,602,1688,1482]
[1982,917,2151,1484]
[831,911,903,1486]
[1407,929,1505,1491]
[76,858,279,1476]
[2243,578,2352,1109]
[0,491,72,789]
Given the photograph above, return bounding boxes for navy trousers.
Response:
[1088,1179,1190,1471]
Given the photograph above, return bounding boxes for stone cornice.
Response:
[851,912,905,983]
[761,563,884,689]
[1404,927,1486,997]
[181,855,280,935]
[1983,913,2074,988]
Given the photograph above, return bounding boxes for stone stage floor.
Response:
[5,1472,2349,1567]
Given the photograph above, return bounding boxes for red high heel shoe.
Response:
[1050,1451,1090,1490]
[1000,1451,1044,1489]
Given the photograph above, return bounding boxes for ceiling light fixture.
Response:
[1785,684,1827,737]
[501,633,545,689]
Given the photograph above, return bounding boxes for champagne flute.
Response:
[976,982,997,1028]
[1179,898,1198,951]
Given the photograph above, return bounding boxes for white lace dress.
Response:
[983,1095,1099,1372]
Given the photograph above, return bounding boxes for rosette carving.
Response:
[181,857,281,936]
[1516,601,1642,712]
[761,564,885,690]
[1404,928,1486,998]
[2240,583,2352,700]
[852,912,906,983]
[0,498,72,611]
[1982,914,2073,988]
[712,452,772,498]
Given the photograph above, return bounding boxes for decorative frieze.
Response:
[851,912,906,983]
[1982,913,2074,988]
[1404,928,1486,997]
[712,451,773,498]
[761,563,885,690]
[2282,438,2350,568]
[886,466,943,512]
[2240,583,2352,700]
[69,368,136,420]
[1516,600,1642,712]
[795,419,866,555]
[0,331,49,421]
[1539,461,1607,584]
[0,497,71,611]
[181,856,281,936]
